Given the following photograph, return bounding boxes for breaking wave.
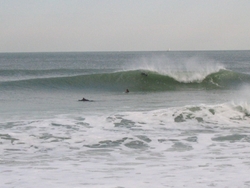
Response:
[1,68,250,92]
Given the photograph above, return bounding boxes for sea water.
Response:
[1,51,250,187]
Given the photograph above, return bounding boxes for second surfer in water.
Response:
[78,97,90,102]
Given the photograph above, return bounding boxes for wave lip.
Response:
[1,69,250,91]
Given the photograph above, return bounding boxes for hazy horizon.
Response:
[1,0,250,53]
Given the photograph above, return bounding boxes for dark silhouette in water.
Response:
[141,72,148,76]
[125,89,129,93]
[78,97,93,102]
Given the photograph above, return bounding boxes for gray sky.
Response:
[1,0,250,52]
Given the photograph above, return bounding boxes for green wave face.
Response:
[1,69,250,92]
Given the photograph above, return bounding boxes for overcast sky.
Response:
[1,0,249,52]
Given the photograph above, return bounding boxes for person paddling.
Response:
[78,97,90,102]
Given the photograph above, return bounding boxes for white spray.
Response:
[127,55,225,83]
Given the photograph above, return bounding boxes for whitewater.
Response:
[1,51,250,187]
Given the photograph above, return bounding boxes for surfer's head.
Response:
[125,89,129,93]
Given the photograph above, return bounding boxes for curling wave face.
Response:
[1,68,250,91]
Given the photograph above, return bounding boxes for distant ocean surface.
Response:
[1,51,250,187]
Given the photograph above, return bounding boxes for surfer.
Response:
[78,97,90,102]
[141,72,148,76]
[125,89,129,93]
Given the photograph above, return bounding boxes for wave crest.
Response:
[1,69,249,92]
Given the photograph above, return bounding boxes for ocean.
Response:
[1,50,250,187]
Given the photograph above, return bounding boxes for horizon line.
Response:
[1,49,249,54]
